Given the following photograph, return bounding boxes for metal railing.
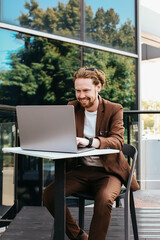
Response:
[124,110,160,144]
[0,105,16,112]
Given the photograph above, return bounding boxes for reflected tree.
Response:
[0,0,136,109]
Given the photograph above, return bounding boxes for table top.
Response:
[2,147,119,160]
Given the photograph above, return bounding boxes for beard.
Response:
[78,96,97,109]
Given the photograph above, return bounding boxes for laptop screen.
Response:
[16,105,79,153]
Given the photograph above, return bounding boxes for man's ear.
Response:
[97,83,102,92]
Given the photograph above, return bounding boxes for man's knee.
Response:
[94,197,113,217]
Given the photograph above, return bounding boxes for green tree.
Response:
[86,7,120,46]
[115,19,135,52]
[84,49,136,108]
[0,38,80,105]
[18,0,80,37]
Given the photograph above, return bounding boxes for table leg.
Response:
[52,159,66,240]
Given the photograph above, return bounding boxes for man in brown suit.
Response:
[43,67,139,240]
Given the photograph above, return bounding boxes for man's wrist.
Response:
[85,137,93,147]
[94,137,100,148]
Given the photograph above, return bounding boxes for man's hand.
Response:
[76,137,100,148]
[76,137,89,147]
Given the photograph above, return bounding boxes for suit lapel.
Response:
[75,106,85,137]
[96,96,104,136]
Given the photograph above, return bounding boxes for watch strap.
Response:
[85,137,93,148]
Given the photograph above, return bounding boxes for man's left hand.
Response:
[76,137,89,147]
[76,137,100,148]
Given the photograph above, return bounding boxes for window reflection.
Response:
[1,0,81,40]
[1,0,136,53]
[83,47,137,109]
[0,29,136,109]
[0,29,80,106]
[84,0,136,53]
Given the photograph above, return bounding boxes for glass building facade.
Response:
[0,0,140,208]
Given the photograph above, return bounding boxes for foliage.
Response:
[83,48,136,108]
[142,100,160,132]
[0,0,136,108]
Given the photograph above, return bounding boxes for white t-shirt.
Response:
[81,109,103,167]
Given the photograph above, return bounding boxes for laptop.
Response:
[16,105,94,153]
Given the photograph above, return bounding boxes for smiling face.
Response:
[74,78,101,112]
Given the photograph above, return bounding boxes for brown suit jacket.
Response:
[68,96,139,191]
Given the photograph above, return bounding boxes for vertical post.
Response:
[136,0,142,189]
[53,159,66,240]
[127,115,131,165]
[127,115,131,145]
[38,158,43,206]
[80,0,84,66]
[14,120,19,213]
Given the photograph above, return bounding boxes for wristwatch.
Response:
[85,137,93,148]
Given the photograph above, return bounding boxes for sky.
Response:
[0,30,24,70]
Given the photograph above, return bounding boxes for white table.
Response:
[2,147,119,240]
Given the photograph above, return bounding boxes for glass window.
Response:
[0,29,81,106]
[0,29,136,108]
[1,0,136,53]
[84,0,136,53]
[1,0,81,40]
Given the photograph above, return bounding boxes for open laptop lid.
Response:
[16,105,80,153]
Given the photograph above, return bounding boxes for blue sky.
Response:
[86,0,135,24]
[0,30,24,70]
[0,0,135,70]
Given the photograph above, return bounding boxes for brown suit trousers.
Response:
[43,165,121,240]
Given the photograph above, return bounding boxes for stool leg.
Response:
[124,193,130,240]
[130,191,139,240]
[116,198,120,207]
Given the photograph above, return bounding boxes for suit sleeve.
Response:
[98,104,124,150]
